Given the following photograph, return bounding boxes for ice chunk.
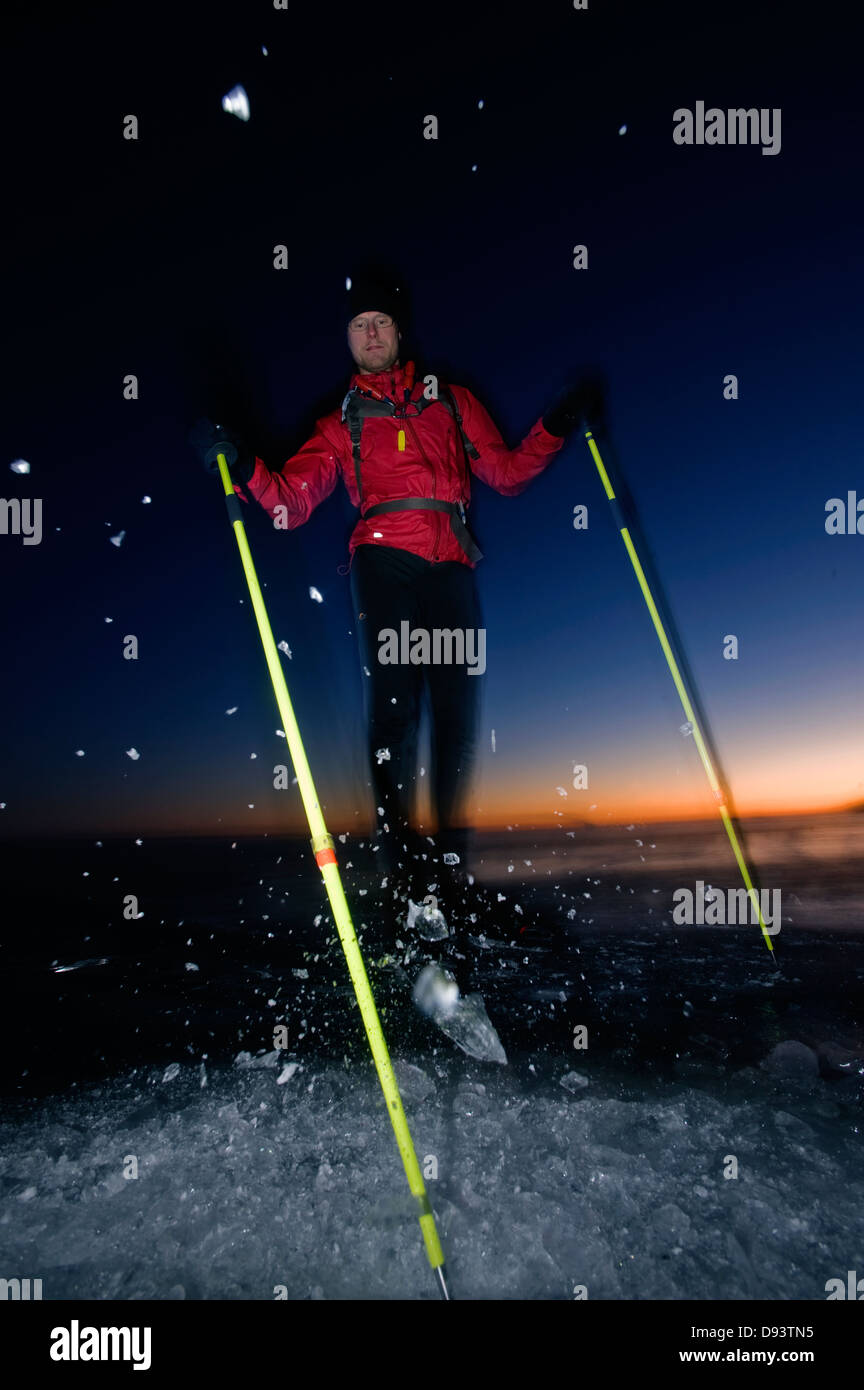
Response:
[374,748,391,764]
[406,897,450,941]
[162,1063,180,1083]
[560,1071,590,1093]
[491,728,496,752]
[816,1042,864,1077]
[233,1050,279,1069]
[110,530,126,547]
[443,852,460,866]
[10,459,30,474]
[225,707,238,715]
[762,1041,819,1077]
[184,962,199,972]
[222,84,250,121]
[277,641,292,658]
[412,964,507,1064]
[392,1060,436,1103]
[51,957,109,973]
[276,1061,301,1084]
[309,587,323,603]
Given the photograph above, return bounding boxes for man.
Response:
[194,272,601,939]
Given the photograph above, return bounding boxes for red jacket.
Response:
[244,361,565,567]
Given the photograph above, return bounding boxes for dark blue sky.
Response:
[2,0,862,837]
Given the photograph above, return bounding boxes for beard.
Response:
[359,345,399,372]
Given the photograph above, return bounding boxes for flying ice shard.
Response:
[407,897,450,941]
[412,963,507,1064]
[222,85,250,122]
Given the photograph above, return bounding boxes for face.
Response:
[347,309,401,374]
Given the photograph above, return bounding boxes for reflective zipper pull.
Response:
[397,428,406,451]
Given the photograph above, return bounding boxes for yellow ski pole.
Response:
[582,428,776,955]
[212,449,450,1297]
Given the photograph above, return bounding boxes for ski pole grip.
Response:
[206,439,238,468]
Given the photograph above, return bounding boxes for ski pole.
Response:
[581,428,776,956]
[212,450,451,1298]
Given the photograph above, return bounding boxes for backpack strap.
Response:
[438,384,481,464]
[341,387,395,505]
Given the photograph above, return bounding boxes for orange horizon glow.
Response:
[17,797,859,839]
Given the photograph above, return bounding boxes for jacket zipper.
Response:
[403,411,442,560]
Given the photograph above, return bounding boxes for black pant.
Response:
[350,544,483,874]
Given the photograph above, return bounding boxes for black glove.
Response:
[543,377,606,438]
[188,417,255,483]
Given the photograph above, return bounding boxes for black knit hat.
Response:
[345,272,406,330]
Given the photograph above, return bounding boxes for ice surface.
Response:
[3,1051,862,1300]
